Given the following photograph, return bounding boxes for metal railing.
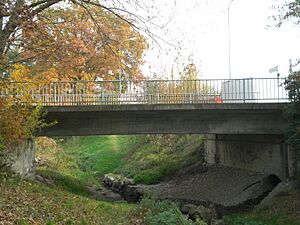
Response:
[0,78,289,106]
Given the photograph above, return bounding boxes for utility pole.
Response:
[228,0,236,79]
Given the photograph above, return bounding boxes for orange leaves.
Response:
[20,5,147,81]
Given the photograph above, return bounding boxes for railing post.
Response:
[243,79,246,103]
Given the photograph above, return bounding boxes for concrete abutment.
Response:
[0,139,35,178]
[204,134,295,180]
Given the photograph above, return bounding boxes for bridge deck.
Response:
[40,103,288,136]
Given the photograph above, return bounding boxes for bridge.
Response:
[0,77,289,136]
[1,77,295,179]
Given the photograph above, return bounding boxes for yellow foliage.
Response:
[21,5,147,81]
[8,64,31,82]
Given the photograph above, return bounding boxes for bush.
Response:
[224,217,266,225]
[284,71,300,177]
[133,169,163,184]
[138,198,207,225]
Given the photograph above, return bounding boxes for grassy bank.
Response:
[36,135,203,187]
[224,190,300,225]
[0,173,139,225]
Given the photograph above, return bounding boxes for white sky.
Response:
[140,0,300,79]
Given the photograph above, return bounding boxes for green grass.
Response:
[116,135,204,184]
[224,191,300,225]
[69,135,137,176]
[224,213,299,225]
[36,135,203,187]
[0,172,139,224]
[37,135,138,188]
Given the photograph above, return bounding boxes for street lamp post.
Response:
[227,0,235,80]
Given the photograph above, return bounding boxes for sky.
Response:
[140,0,300,79]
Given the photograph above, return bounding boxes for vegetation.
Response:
[0,89,49,152]
[224,190,300,225]
[36,135,203,189]
[0,0,150,74]
[137,198,207,225]
[284,71,300,177]
[0,0,147,153]
[2,134,205,224]
[0,172,140,225]
[116,135,203,184]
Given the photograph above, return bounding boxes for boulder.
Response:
[181,204,197,215]
[211,219,224,225]
[103,173,134,193]
[181,203,218,224]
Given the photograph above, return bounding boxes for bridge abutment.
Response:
[0,139,35,178]
[204,134,295,180]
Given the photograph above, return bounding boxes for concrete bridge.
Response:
[40,103,288,136]
[1,78,295,180]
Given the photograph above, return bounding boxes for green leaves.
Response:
[284,71,300,177]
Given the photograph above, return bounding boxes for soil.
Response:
[143,163,280,214]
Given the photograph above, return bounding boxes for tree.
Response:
[276,0,300,178]
[0,0,152,75]
[284,71,300,178]
[21,5,147,81]
[275,0,300,27]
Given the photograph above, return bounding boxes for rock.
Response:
[180,204,217,224]
[211,219,224,225]
[181,204,197,215]
[87,185,123,201]
[258,179,300,209]
[123,185,144,202]
[35,174,54,186]
[35,174,44,182]
[102,174,144,202]
[103,173,134,193]
[102,191,123,201]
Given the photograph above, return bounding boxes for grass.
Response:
[0,172,140,225]
[36,135,204,187]
[224,191,300,225]
[2,135,300,224]
[36,135,138,190]
[116,134,204,184]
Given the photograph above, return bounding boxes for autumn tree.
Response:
[21,5,147,81]
[0,1,149,152]
[0,0,153,76]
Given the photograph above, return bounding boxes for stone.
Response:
[102,173,143,202]
[103,173,134,193]
[123,185,144,202]
[181,204,217,224]
[211,219,224,225]
[181,204,197,215]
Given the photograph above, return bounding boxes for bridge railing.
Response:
[0,78,289,105]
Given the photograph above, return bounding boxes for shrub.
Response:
[225,217,265,225]
[284,71,300,177]
[138,198,207,225]
[133,169,163,184]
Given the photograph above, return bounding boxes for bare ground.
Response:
[144,163,281,214]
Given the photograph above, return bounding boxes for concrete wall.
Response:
[0,139,35,178]
[204,134,294,180]
[40,103,287,136]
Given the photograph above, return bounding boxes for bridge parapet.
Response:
[0,78,289,106]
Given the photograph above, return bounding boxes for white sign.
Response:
[269,66,278,73]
